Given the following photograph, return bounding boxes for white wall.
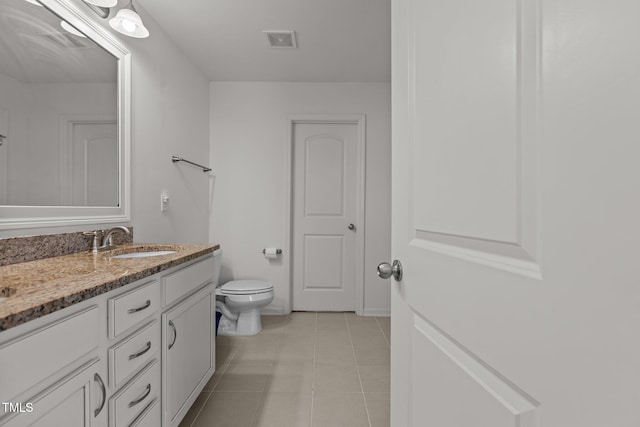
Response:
[28,83,116,206]
[0,74,29,205]
[123,3,210,243]
[0,1,211,243]
[209,82,391,315]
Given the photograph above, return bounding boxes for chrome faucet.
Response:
[83,230,102,254]
[101,226,131,249]
[83,226,131,253]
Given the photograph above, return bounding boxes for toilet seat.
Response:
[219,280,273,295]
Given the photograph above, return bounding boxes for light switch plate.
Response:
[160,192,169,212]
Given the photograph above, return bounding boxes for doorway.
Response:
[59,117,117,206]
[289,116,365,312]
[70,122,118,206]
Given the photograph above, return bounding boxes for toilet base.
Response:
[217,307,263,336]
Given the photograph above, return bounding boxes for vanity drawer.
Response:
[109,321,160,389]
[109,280,161,338]
[163,255,214,306]
[0,306,99,401]
[129,398,161,427]
[109,359,160,427]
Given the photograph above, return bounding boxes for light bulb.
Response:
[109,6,149,38]
[122,20,136,32]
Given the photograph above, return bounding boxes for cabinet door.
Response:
[2,358,106,427]
[162,284,215,427]
[128,398,161,427]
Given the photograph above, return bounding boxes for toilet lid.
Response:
[220,280,273,295]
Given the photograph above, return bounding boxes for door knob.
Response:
[348,223,356,231]
[377,260,403,281]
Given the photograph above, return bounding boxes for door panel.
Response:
[392,0,640,425]
[305,136,345,216]
[409,0,540,274]
[71,122,117,207]
[85,136,117,207]
[293,122,358,311]
[412,0,519,244]
[303,235,344,289]
[410,314,536,427]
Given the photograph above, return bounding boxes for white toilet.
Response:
[212,249,274,336]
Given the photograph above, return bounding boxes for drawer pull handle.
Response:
[128,300,151,314]
[128,384,151,408]
[128,341,152,360]
[168,320,177,350]
[94,373,106,417]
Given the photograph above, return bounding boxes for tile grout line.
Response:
[247,323,287,427]
[187,344,240,427]
[250,391,267,426]
[346,313,373,427]
[310,312,318,427]
[375,317,391,348]
[249,340,273,427]
[185,391,213,427]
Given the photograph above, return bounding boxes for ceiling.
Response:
[136,0,391,82]
[0,0,116,84]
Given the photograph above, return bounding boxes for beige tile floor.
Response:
[179,312,391,427]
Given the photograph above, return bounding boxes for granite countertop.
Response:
[0,243,219,331]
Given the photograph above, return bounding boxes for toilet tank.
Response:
[212,248,223,285]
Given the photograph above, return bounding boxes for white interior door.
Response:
[391,0,640,426]
[292,122,358,311]
[71,122,117,207]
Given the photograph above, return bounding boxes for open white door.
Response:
[390,0,640,425]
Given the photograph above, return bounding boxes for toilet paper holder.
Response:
[262,248,282,255]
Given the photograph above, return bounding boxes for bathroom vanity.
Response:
[0,243,219,427]
[0,1,215,424]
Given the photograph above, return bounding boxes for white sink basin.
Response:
[112,250,177,259]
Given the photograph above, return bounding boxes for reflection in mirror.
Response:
[0,0,118,207]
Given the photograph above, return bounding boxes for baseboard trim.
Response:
[260,307,390,316]
[363,308,390,317]
[261,307,286,315]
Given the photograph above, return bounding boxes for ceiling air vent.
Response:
[264,30,297,48]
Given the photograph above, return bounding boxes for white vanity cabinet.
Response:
[2,358,105,427]
[161,256,216,427]
[0,305,108,427]
[0,252,216,427]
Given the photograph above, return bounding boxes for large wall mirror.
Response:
[0,0,130,230]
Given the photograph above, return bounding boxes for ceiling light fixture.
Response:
[60,20,87,38]
[108,0,149,39]
[83,0,117,8]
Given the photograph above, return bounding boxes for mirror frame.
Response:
[0,0,131,230]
